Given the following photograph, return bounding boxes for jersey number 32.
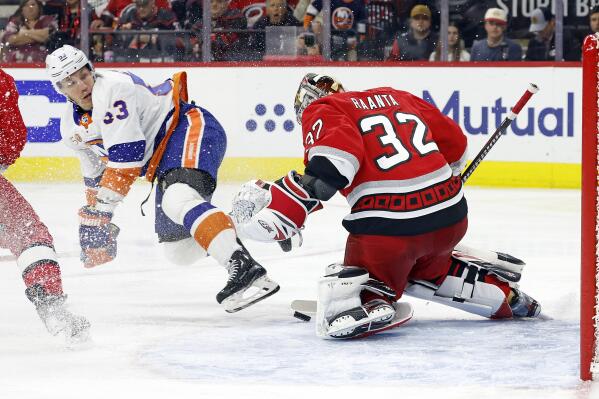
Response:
[360,112,438,170]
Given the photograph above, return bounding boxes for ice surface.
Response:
[0,182,595,399]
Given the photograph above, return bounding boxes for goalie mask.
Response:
[294,73,345,125]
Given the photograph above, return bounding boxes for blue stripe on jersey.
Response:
[183,202,215,231]
[108,140,145,162]
[125,72,173,96]
[84,175,102,189]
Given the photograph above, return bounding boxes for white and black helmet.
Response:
[294,73,344,125]
[45,45,94,91]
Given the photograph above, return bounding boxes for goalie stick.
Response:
[291,84,540,322]
[460,83,539,183]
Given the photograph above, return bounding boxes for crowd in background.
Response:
[0,0,595,63]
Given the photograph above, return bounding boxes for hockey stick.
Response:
[291,84,540,322]
[460,83,540,183]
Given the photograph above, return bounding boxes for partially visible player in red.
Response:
[232,73,541,339]
[0,68,89,343]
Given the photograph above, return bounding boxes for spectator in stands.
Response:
[115,0,178,62]
[253,0,301,57]
[1,0,57,63]
[303,0,367,61]
[42,0,71,22]
[231,0,270,28]
[98,0,170,28]
[429,21,469,61]
[46,0,100,52]
[470,8,522,62]
[387,4,437,61]
[590,6,599,34]
[358,0,400,60]
[170,0,187,26]
[525,6,580,61]
[186,0,256,61]
[254,0,300,29]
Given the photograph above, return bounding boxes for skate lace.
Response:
[227,260,241,282]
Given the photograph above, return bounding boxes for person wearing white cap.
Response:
[525,6,580,61]
[470,7,522,61]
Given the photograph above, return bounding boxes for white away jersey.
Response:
[60,70,174,178]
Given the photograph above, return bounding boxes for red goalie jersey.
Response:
[301,87,468,236]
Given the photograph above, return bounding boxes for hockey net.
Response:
[582,33,599,381]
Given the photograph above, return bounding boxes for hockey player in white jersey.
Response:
[45,45,279,312]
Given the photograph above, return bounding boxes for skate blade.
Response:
[222,276,280,313]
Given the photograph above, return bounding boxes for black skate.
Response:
[216,248,280,313]
[26,285,91,345]
[509,288,541,318]
[327,299,413,339]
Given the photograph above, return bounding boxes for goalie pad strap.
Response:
[406,259,513,319]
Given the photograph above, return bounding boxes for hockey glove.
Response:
[269,170,322,229]
[238,171,322,242]
[230,179,272,224]
[78,206,119,268]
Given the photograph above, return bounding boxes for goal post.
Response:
[581,33,599,381]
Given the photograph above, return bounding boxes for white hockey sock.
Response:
[207,228,241,266]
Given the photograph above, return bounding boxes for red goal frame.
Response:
[581,33,599,381]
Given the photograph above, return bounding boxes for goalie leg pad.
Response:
[327,300,413,339]
[405,259,513,319]
[316,266,369,338]
[315,266,409,338]
[453,243,525,274]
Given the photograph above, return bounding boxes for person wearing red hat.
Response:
[470,7,522,61]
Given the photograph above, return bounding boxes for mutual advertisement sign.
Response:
[6,66,581,163]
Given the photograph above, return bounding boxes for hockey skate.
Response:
[216,248,280,313]
[326,299,413,339]
[509,288,541,318]
[26,285,91,345]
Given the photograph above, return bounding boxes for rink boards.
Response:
[2,64,580,188]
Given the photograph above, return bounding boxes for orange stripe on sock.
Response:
[183,108,204,168]
[85,188,98,206]
[193,211,234,249]
[100,167,141,196]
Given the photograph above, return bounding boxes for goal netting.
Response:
[582,33,599,381]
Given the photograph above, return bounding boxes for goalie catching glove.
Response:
[232,171,322,243]
[78,206,119,268]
